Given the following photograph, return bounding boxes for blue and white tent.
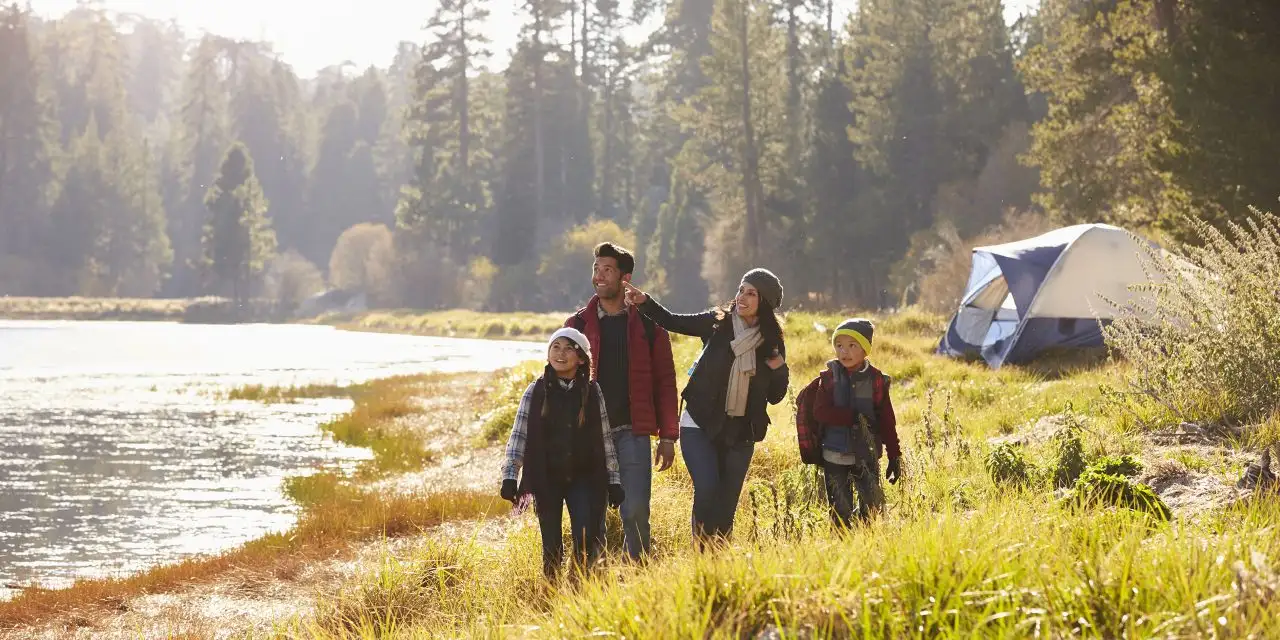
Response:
[938,223,1160,368]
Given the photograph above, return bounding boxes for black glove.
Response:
[608,483,625,508]
[501,479,518,503]
[885,457,902,484]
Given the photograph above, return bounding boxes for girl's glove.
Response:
[607,483,625,508]
[501,479,518,503]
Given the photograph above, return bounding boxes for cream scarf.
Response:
[725,312,763,417]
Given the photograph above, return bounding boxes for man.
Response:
[565,242,678,560]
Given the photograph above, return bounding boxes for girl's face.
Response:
[548,338,583,376]
[735,282,760,319]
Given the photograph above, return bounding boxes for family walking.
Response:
[500,242,903,578]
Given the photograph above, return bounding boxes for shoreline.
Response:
[0,296,565,341]
[0,369,527,634]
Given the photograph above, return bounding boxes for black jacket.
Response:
[638,298,789,443]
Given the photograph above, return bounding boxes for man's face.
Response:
[592,257,629,300]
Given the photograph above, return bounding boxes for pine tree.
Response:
[202,142,276,305]
[0,4,58,293]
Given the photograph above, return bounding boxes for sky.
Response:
[28,0,1040,78]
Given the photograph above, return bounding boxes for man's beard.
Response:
[596,283,621,300]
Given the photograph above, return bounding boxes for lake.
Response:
[0,319,542,597]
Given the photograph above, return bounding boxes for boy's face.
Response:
[548,338,583,376]
[592,257,630,301]
[834,335,866,369]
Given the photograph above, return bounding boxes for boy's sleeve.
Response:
[878,376,901,459]
[651,326,680,440]
[596,383,621,484]
[500,383,536,481]
[814,372,856,425]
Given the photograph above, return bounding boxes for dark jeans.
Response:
[536,476,605,578]
[680,426,755,542]
[823,458,884,528]
[612,430,652,559]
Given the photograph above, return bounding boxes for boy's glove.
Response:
[885,457,902,484]
[607,483,625,508]
[501,479,518,503]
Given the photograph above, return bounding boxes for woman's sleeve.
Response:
[637,297,718,339]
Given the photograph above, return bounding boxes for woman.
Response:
[623,268,788,544]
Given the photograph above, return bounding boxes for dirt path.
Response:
[2,371,520,640]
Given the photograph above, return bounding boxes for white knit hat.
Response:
[547,327,592,363]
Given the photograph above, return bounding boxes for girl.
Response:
[624,268,789,544]
[501,328,624,578]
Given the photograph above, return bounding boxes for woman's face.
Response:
[735,282,760,319]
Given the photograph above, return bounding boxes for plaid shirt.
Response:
[501,378,621,484]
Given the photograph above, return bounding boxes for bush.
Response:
[1051,412,1089,489]
[1068,470,1172,521]
[1103,210,1280,426]
[329,223,398,306]
[264,250,325,313]
[1089,454,1144,478]
[985,443,1031,486]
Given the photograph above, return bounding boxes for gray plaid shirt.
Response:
[501,378,621,484]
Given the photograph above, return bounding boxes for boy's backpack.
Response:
[794,376,824,465]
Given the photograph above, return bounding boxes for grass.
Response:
[268,306,1280,638]
[12,305,1280,636]
[0,296,198,321]
[225,382,355,402]
[308,308,568,341]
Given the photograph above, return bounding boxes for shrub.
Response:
[1051,411,1089,488]
[985,443,1031,486]
[1089,454,1144,478]
[329,223,398,306]
[1068,470,1172,521]
[1103,210,1280,426]
[264,250,325,313]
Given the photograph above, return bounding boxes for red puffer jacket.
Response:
[566,296,680,440]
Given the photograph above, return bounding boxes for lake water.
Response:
[0,320,542,597]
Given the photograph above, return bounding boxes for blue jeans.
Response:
[536,476,605,578]
[680,426,755,541]
[612,430,653,559]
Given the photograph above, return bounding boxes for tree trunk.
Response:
[459,7,471,170]
[738,0,762,262]
[533,19,546,229]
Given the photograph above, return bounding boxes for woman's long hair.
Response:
[714,299,785,354]
[541,348,591,429]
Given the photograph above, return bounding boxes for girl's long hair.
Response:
[541,348,591,429]
[714,299,785,354]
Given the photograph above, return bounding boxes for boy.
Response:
[806,318,902,526]
[500,328,624,578]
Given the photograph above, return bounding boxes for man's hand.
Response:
[623,281,649,306]
[885,457,902,484]
[655,439,676,472]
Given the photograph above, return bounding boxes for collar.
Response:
[557,377,576,390]
[596,298,628,318]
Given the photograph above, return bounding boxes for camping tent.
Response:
[938,223,1160,368]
